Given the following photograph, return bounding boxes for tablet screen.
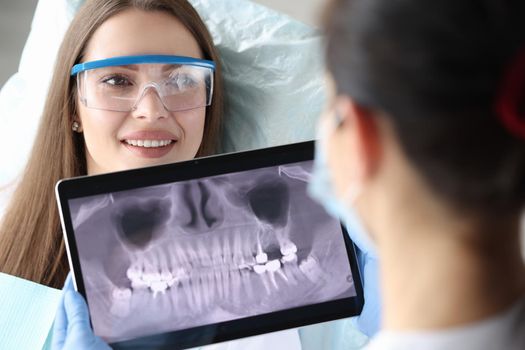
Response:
[58,143,362,349]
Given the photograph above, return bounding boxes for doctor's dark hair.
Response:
[324,0,525,215]
[0,0,223,288]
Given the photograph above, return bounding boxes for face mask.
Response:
[307,122,378,258]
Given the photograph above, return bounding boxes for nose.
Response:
[131,84,168,120]
[176,181,224,233]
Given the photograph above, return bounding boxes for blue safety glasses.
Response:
[71,55,215,113]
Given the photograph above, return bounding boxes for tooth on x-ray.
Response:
[68,161,356,343]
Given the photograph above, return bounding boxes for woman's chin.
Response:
[123,156,193,171]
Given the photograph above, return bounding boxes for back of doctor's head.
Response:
[324,0,525,216]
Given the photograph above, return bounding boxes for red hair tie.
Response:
[496,47,525,139]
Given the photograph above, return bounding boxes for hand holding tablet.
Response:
[56,141,363,349]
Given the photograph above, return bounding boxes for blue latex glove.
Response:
[52,274,111,350]
[352,248,381,337]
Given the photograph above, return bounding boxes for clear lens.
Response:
[77,64,214,112]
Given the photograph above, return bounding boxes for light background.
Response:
[0,0,325,88]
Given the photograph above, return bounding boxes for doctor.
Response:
[310,0,525,349]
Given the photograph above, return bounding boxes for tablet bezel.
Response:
[56,140,364,349]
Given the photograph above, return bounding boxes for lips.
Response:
[120,130,178,159]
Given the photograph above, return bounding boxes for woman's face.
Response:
[77,9,206,175]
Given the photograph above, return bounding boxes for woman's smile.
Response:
[120,129,178,159]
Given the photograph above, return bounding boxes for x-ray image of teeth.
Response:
[69,160,357,344]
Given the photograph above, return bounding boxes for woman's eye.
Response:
[167,74,197,90]
[101,75,132,87]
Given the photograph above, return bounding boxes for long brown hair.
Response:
[0,0,224,288]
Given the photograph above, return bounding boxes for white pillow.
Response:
[189,0,324,153]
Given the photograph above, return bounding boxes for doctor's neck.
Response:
[360,131,525,331]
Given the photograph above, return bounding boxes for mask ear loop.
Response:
[496,46,525,139]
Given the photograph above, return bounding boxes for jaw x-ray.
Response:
[68,161,357,344]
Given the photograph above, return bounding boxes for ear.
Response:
[335,96,382,182]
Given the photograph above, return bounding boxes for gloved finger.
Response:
[52,273,73,350]
[64,289,92,333]
[63,273,73,291]
[52,292,68,349]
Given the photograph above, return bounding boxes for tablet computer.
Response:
[56,141,364,349]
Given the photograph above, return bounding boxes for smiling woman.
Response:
[0,0,224,289]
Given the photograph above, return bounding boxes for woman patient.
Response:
[0,0,303,348]
[0,0,223,289]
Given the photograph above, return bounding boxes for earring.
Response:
[72,121,80,132]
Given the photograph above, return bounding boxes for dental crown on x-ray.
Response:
[70,163,355,343]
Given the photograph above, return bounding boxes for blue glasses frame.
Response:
[71,55,215,76]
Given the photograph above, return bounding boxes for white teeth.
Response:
[230,269,241,301]
[240,270,255,298]
[259,272,272,295]
[265,260,282,290]
[126,265,142,280]
[282,253,298,263]
[123,234,307,312]
[150,280,169,298]
[125,139,173,147]
[232,231,244,265]
[222,236,232,264]
[127,263,150,290]
[131,278,150,290]
[160,269,173,282]
[221,267,231,299]
[280,241,298,256]
[110,287,132,317]
[212,238,223,265]
[268,271,279,290]
[186,243,199,266]
[179,274,193,305]
[191,271,204,312]
[214,268,224,300]
[238,263,252,270]
[197,240,212,267]
[167,268,184,287]
[276,269,289,283]
[173,244,189,266]
[299,255,323,283]
[203,272,214,306]
[256,252,268,264]
[265,259,281,272]
[253,264,267,274]
[112,287,132,300]
[142,272,160,283]
[281,264,299,285]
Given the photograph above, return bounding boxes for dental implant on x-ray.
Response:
[242,172,327,293]
[242,175,299,292]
